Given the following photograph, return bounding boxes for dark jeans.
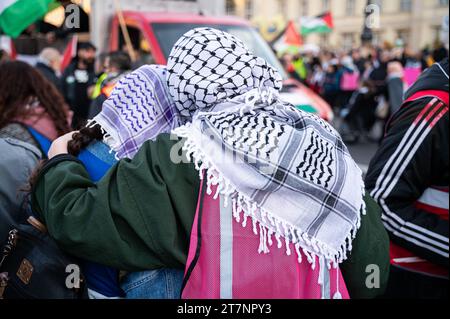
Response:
[382,265,448,299]
[121,269,184,299]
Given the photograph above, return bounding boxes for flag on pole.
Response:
[61,35,78,72]
[0,0,59,38]
[271,20,303,54]
[300,12,334,36]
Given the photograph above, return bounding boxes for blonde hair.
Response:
[38,47,61,65]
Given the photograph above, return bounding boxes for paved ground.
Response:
[347,140,379,175]
[330,115,381,175]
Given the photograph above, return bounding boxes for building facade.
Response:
[228,0,449,50]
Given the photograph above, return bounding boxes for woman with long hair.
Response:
[0,61,71,251]
[51,65,184,299]
[0,61,72,152]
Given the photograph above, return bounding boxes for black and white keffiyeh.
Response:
[169,28,366,268]
[167,28,282,121]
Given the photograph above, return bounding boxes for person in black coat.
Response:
[61,42,97,129]
[365,59,449,299]
[35,48,63,93]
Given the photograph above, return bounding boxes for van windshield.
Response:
[151,23,288,79]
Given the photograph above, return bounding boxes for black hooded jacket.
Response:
[365,58,449,270]
[61,59,95,122]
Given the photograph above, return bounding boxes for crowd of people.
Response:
[1,40,133,129]
[0,26,448,300]
[280,42,449,143]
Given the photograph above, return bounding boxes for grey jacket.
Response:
[0,138,41,240]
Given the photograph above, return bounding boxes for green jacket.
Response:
[32,133,390,298]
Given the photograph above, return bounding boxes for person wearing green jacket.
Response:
[32,28,390,299]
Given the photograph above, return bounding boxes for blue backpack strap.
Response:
[26,127,52,157]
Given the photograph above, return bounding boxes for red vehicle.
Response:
[109,12,333,121]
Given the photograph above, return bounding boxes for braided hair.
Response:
[67,124,104,156]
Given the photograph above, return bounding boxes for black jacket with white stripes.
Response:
[365,58,449,270]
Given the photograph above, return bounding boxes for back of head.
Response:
[0,61,70,134]
[108,51,131,72]
[38,47,61,66]
[341,56,354,70]
[432,45,449,63]
[167,27,282,119]
[77,41,96,52]
[387,61,404,75]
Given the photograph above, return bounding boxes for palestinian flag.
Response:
[271,20,302,54]
[300,12,333,36]
[61,35,78,72]
[0,35,17,59]
[0,0,59,38]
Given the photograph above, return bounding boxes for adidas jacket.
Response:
[365,58,449,277]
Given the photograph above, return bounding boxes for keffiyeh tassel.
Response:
[85,119,122,161]
[174,122,366,269]
[87,65,181,160]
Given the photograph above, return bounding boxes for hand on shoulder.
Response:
[48,131,78,159]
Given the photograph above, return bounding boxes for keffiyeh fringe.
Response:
[86,65,179,160]
[173,122,366,270]
[85,119,122,161]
